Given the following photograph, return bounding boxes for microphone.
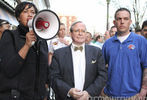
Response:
[36,18,50,30]
[27,19,35,46]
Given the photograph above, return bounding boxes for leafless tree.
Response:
[110,0,147,31]
[133,0,147,30]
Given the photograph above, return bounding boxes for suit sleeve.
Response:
[49,51,71,100]
[85,48,107,96]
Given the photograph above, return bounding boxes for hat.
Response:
[0,19,10,26]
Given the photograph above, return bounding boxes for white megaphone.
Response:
[27,9,60,45]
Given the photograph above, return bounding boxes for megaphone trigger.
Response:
[31,41,35,46]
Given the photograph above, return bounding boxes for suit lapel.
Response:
[64,45,74,86]
[83,45,91,89]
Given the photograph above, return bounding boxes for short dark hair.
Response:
[110,26,116,29]
[142,20,147,29]
[86,32,92,38]
[114,8,131,19]
[70,21,86,32]
[15,2,38,20]
[0,19,10,26]
[95,35,102,41]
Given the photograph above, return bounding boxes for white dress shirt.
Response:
[117,32,131,43]
[71,43,86,91]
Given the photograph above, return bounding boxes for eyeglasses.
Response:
[72,29,86,33]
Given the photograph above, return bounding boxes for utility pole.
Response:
[106,0,110,30]
[44,0,50,9]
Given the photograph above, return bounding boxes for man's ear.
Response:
[113,20,115,25]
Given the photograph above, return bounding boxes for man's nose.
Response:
[120,19,125,24]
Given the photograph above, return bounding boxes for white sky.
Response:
[49,0,147,35]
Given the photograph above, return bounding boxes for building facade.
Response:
[0,0,50,27]
[59,16,77,35]
[0,0,18,26]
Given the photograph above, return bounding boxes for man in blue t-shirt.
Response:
[102,8,147,99]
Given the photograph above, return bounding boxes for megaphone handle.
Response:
[29,27,35,46]
[31,41,35,46]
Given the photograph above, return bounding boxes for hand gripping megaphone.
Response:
[27,9,60,45]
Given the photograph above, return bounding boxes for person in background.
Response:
[49,21,107,100]
[135,29,142,35]
[109,26,117,37]
[91,33,99,44]
[104,30,110,41]
[102,8,147,99]
[93,35,103,49]
[48,22,72,65]
[0,2,49,100]
[0,19,11,39]
[141,20,147,39]
[85,31,92,44]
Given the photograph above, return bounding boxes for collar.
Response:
[112,32,134,43]
[18,23,29,36]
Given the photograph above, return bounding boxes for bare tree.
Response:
[133,0,147,30]
[110,0,147,31]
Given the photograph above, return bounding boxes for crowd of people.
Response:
[0,1,147,100]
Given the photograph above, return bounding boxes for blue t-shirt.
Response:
[102,32,147,97]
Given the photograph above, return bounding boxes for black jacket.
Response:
[0,24,49,100]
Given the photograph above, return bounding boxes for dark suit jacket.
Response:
[49,44,107,100]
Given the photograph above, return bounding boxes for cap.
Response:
[0,19,10,26]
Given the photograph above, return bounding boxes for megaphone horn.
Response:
[28,9,60,41]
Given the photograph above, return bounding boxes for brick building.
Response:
[59,16,77,35]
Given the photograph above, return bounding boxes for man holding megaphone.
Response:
[0,2,49,100]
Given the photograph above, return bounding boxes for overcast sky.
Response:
[49,0,147,34]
